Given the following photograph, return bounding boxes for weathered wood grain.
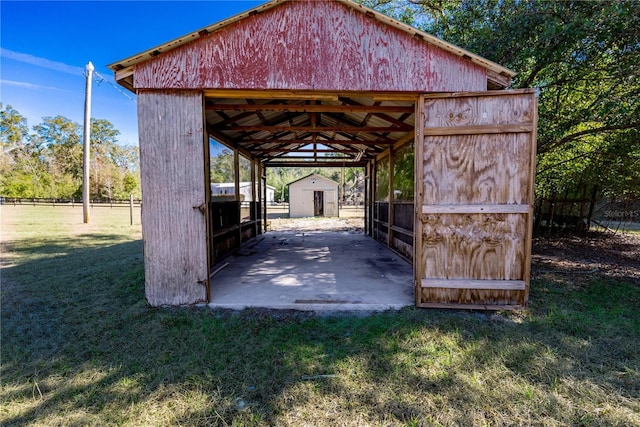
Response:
[421,213,526,280]
[422,92,534,127]
[138,90,207,306]
[133,0,486,92]
[423,133,531,205]
[416,91,536,309]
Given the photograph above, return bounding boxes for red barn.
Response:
[110,0,537,309]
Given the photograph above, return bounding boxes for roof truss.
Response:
[206,95,415,167]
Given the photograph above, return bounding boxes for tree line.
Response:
[0,104,140,200]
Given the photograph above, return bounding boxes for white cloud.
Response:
[1,79,62,91]
[0,48,83,76]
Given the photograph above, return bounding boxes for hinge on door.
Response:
[193,203,206,215]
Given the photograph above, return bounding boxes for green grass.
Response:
[2,206,639,426]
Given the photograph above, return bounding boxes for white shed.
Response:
[211,182,275,202]
[288,174,339,218]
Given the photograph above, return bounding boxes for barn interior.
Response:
[203,92,418,309]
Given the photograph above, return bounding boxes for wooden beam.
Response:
[264,155,352,160]
[417,302,524,311]
[115,66,134,82]
[421,204,530,214]
[238,138,395,146]
[266,161,366,167]
[220,125,413,132]
[254,148,360,154]
[338,97,414,127]
[421,279,526,290]
[487,70,512,89]
[205,103,414,113]
[203,89,420,102]
[423,124,534,136]
[206,129,254,159]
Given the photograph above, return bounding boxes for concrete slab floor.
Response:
[209,230,414,312]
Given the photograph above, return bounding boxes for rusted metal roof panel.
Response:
[127,0,493,92]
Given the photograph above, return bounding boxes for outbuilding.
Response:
[288,174,339,218]
[211,182,275,203]
[109,0,537,310]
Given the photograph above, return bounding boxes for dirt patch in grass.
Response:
[532,232,640,286]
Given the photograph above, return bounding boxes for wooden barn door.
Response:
[414,90,537,310]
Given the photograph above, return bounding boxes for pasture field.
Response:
[1,206,639,426]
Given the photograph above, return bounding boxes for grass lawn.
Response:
[1,206,639,426]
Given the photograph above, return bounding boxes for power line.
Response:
[82,67,134,101]
[92,69,134,100]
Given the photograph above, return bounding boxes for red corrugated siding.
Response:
[133,0,486,92]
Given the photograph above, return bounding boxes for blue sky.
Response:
[1,1,262,146]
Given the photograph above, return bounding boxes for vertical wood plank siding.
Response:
[417,90,537,309]
[138,90,207,306]
[133,0,486,92]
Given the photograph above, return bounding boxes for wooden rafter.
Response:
[205,103,414,113]
[235,138,395,146]
[221,125,411,132]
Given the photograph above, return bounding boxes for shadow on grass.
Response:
[1,234,639,425]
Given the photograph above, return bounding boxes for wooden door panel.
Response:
[415,90,537,310]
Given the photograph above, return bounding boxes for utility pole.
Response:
[82,61,94,223]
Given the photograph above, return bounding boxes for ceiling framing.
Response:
[205,94,416,167]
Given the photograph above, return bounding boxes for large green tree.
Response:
[362,0,640,199]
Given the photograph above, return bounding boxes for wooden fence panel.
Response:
[415,90,537,309]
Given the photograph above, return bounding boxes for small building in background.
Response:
[288,174,339,218]
[211,182,275,202]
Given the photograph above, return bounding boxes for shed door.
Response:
[414,90,537,310]
[314,191,324,216]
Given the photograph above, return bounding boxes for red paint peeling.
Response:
[134,0,486,92]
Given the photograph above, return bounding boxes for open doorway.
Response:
[313,191,324,216]
[204,93,416,308]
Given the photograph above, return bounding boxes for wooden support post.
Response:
[262,164,268,232]
[251,158,257,237]
[364,162,369,236]
[234,148,241,246]
[257,162,263,234]
[372,158,377,239]
[388,146,395,249]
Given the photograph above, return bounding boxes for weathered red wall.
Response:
[133,0,487,92]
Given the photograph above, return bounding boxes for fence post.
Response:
[130,194,134,225]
